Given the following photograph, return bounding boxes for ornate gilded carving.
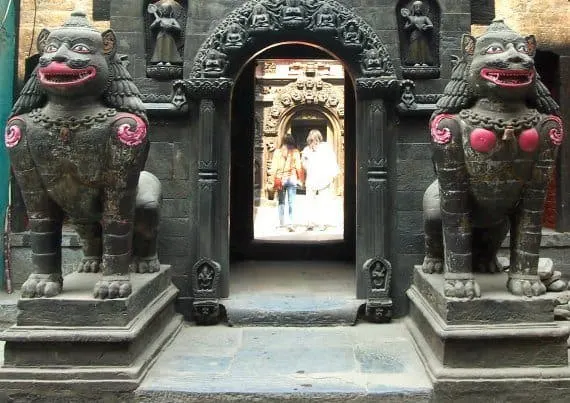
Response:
[190,0,395,79]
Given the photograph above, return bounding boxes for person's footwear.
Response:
[287,225,295,232]
[306,225,314,231]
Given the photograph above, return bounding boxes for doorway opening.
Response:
[230,44,356,263]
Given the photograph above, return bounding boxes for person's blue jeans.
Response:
[277,181,297,226]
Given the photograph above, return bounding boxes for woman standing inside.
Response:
[269,135,304,232]
[302,129,339,231]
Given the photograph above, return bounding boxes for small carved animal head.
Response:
[37,11,116,99]
[463,20,536,101]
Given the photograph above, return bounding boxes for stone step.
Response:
[136,322,433,402]
[223,294,364,326]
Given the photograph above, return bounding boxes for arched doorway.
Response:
[176,0,401,323]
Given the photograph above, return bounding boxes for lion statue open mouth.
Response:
[422,20,564,298]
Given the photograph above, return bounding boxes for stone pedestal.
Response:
[407,266,570,402]
[0,265,182,394]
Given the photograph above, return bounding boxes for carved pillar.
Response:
[178,78,233,324]
[355,78,399,321]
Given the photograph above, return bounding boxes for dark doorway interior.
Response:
[229,44,355,262]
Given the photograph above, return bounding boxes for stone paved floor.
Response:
[137,321,432,401]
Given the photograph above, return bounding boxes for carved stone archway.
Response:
[174,0,400,323]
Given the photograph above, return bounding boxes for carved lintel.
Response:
[174,78,234,100]
[189,1,395,79]
[193,299,221,325]
[355,78,400,100]
[402,66,440,80]
[147,65,183,80]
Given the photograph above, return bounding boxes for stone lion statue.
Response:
[422,20,564,298]
[5,11,161,299]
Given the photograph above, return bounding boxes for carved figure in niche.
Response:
[223,22,246,50]
[5,11,161,299]
[314,4,336,31]
[401,1,434,66]
[423,21,564,298]
[371,261,387,289]
[341,20,362,47]
[282,0,305,28]
[361,48,386,76]
[250,4,271,31]
[148,0,184,66]
[203,48,228,77]
[398,79,417,111]
[197,265,214,290]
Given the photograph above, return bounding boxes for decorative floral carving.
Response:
[5,123,22,148]
[115,113,147,146]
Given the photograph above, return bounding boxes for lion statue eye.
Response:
[516,44,529,53]
[44,44,58,53]
[71,44,91,54]
[485,45,504,54]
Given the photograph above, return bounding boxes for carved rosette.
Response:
[189,0,395,79]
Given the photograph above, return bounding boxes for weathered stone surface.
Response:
[16,266,173,327]
[412,266,557,324]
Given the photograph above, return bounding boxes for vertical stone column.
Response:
[354,78,399,321]
[183,78,233,324]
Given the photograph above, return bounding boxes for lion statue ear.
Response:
[525,35,537,57]
[101,29,117,57]
[461,34,476,57]
[36,28,51,53]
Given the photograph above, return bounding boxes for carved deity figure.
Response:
[282,0,305,27]
[423,21,564,298]
[5,11,162,299]
[148,0,184,65]
[314,4,336,30]
[341,20,361,47]
[401,1,434,66]
[203,48,228,77]
[361,48,385,76]
[250,4,271,30]
[224,23,246,49]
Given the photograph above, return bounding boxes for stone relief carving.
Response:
[397,0,440,79]
[190,0,395,79]
[363,257,393,323]
[146,0,186,80]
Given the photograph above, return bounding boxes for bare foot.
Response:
[76,256,102,273]
[131,255,160,273]
[93,276,132,299]
[443,277,481,299]
[21,273,63,298]
[422,256,443,274]
[507,276,546,297]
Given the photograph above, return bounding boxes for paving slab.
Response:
[137,321,432,401]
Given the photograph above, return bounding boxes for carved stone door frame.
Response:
[175,0,401,324]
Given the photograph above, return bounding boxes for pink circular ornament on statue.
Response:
[430,114,453,144]
[115,114,147,147]
[518,128,539,152]
[469,128,496,153]
[5,124,22,148]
